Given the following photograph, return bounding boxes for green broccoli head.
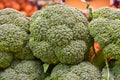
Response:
[50,63,71,80]
[0,52,13,68]
[89,18,120,60]
[0,8,29,32]
[0,60,44,80]
[70,62,101,80]
[29,4,92,64]
[103,43,120,60]
[50,62,101,80]
[93,7,120,20]
[0,24,28,53]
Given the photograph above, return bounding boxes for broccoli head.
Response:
[0,60,44,80]
[0,24,28,53]
[0,8,29,32]
[29,4,92,64]
[93,7,120,20]
[89,18,120,61]
[49,62,101,80]
[50,63,71,80]
[0,52,13,68]
[70,62,101,80]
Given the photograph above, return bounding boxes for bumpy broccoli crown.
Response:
[0,52,13,68]
[0,60,44,80]
[51,63,71,80]
[103,44,120,60]
[89,18,120,48]
[55,40,87,64]
[0,24,28,53]
[29,41,59,64]
[0,8,29,32]
[70,62,101,80]
[89,18,120,60]
[29,4,92,64]
[93,7,120,20]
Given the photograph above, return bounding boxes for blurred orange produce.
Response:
[0,0,37,17]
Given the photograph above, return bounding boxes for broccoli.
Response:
[0,24,28,53]
[50,63,71,80]
[49,62,101,80]
[93,7,120,20]
[0,52,13,68]
[88,18,120,70]
[0,60,45,80]
[29,4,92,64]
[89,18,120,59]
[0,8,29,32]
[70,62,101,80]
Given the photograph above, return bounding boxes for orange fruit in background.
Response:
[24,4,33,12]
[0,3,5,9]
[11,1,21,10]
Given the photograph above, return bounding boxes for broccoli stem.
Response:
[105,59,110,80]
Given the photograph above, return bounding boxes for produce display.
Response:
[0,4,120,80]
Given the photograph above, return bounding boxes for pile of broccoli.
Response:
[0,4,120,80]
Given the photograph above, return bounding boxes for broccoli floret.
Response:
[103,44,120,60]
[0,52,13,68]
[0,8,29,32]
[70,62,101,80]
[93,7,120,20]
[88,18,120,47]
[50,63,71,80]
[89,18,120,69]
[0,24,28,53]
[55,40,87,64]
[0,60,44,80]
[29,4,92,64]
